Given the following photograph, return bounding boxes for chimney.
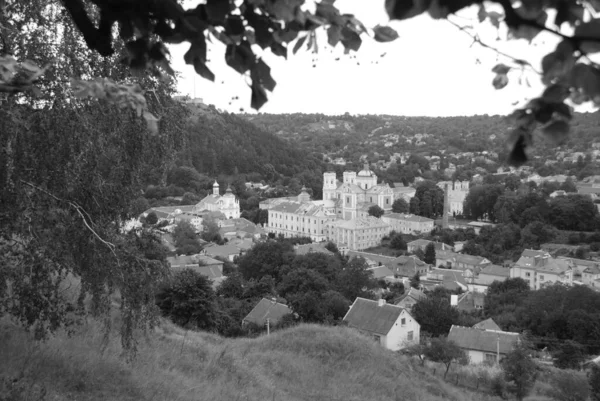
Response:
[450,294,458,306]
[378,299,386,307]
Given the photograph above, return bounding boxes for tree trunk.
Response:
[444,362,452,379]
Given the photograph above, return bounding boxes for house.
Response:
[386,255,431,278]
[194,182,241,219]
[242,298,292,328]
[343,298,420,351]
[381,213,434,235]
[407,239,453,253]
[368,265,395,280]
[435,250,491,271]
[473,318,502,331]
[392,186,416,202]
[395,287,426,310]
[203,244,243,261]
[476,264,510,285]
[448,325,520,364]
[424,268,468,292]
[325,217,390,251]
[557,256,600,275]
[467,221,496,235]
[166,254,225,286]
[219,218,265,239]
[455,292,485,312]
[582,265,600,287]
[346,251,396,267]
[510,249,573,290]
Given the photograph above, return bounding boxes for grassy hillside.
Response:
[1,319,501,401]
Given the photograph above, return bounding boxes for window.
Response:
[539,275,544,281]
[485,353,497,364]
[407,331,413,341]
[401,318,406,326]
[386,198,389,205]
[373,335,381,343]
[525,272,531,277]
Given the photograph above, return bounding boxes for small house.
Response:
[242,298,292,328]
[343,297,420,351]
[448,325,519,365]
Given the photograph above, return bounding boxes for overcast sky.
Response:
[169,1,564,117]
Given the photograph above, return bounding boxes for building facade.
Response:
[194,182,240,219]
[322,163,395,220]
[437,180,469,216]
[325,217,389,251]
[266,200,337,242]
[509,249,573,290]
[381,213,434,235]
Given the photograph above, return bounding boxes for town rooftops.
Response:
[448,325,519,355]
[557,256,600,268]
[583,265,600,275]
[203,244,242,258]
[368,265,395,279]
[427,268,467,286]
[480,264,510,277]
[343,298,405,336]
[242,298,292,326]
[346,251,396,267]
[407,239,453,251]
[436,250,490,266]
[167,254,223,268]
[515,251,571,274]
[395,287,426,305]
[473,318,502,331]
[384,213,434,223]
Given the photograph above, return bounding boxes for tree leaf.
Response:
[252,59,276,92]
[205,0,231,24]
[492,74,508,89]
[542,120,570,145]
[250,81,268,110]
[193,60,215,81]
[492,63,510,75]
[143,111,159,135]
[225,41,255,74]
[477,5,487,23]
[508,135,528,167]
[292,35,306,54]
[327,25,342,47]
[574,19,600,53]
[340,26,361,52]
[270,41,287,58]
[542,84,569,103]
[373,25,399,42]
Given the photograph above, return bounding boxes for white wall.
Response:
[386,309,420,351]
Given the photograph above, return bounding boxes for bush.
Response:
[590,242,600,252]
[549,371,590,401]
[490,374,508,399]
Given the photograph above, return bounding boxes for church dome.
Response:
[357,162,374,177]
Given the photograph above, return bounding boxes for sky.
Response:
[169,0,564,117]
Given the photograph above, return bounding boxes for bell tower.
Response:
[323,172,337,200]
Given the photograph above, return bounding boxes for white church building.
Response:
[194,181,240,219]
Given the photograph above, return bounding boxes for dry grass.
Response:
[1,317,503,401]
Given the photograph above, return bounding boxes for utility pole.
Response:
[266,318,270,336]
[497,334,500,364]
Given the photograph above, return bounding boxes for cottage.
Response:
[368,265,395,280]
[242,298,292,328]
[476,264,510,285]
[455,292,485,312]
[166,254,225,287]
[407,239,453,253]
[557,256,600,276]
[582,265,600,287]
[424,269,468,292]
[203,244,243,261]
[395,287,426,310]
[343,298,420,351]
[435,250,491,271]
[386,255,431,278]
[448,325,519,364]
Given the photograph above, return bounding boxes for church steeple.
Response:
[213,181,219,196]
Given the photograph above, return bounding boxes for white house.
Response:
[448,325,520,365]
[343,297,420,351]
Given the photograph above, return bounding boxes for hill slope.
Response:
[1,320,499,401]
[177,106,323,179]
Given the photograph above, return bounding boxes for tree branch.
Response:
[19,180,117,255]
[446,18,541,75]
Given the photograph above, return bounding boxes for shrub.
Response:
[490,374,508,399]
[549,371,590,401]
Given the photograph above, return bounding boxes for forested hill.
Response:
[176,105,323,180]
[241,112,600,166]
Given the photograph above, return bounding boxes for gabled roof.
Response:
[473,318,502,331]
[203,244,242,258]
[457,292,485,312]
[294,243,334,256]
[368,265,395,279]
[343,298,407,335]
[384,213,434,223]
[243,298,292,326]
[428,268,467,286]
[346,251,396,266]
[583,265,600,275]
[387,255,429,277]
[196,265,223,280]
[395,287,426,305]
[480,264,510,277]
[448,325,519,354]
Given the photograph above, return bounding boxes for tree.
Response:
[324,241,339,254]
[410,272,421,289]
[146,211,159,225]
[155,269,218,330]
[550,371,590,401]
[238,240,294,281]
[504,175,521,191]
[590,364,600,401]
[130,197,151,217]
[424,242,436,265]
[173,220,202,255]
[412,289,460,337]
[502,343,538,401]
[390,233,407,250]
[392,198,409,213]
[424,337,466,379]
[337,257,377,301]
[201,215,223,244]
[409,197,421,215]
[368,205,384,218]
[553,340,585,370]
